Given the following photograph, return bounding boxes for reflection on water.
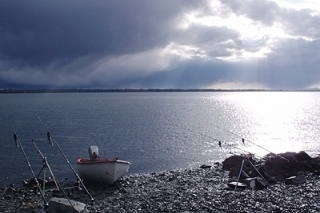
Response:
[1,92,320,185]
[206,92,320,157]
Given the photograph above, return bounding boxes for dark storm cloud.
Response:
[0,0,203,67]
[1,0,320,90]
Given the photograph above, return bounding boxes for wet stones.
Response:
[1,152,320,212]
[223,151,320,190]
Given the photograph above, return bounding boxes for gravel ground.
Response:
[1,165,320,212]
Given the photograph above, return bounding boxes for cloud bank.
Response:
[1,0,320,90]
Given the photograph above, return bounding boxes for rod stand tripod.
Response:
[36,156,60,192]
[234,155,270,191]
[32,139,60,194]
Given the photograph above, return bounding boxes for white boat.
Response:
[76,146,131,184]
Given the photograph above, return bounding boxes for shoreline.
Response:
[1,88,320,93]
[1,165,320,212]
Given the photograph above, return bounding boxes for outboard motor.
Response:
[88,145,99,160]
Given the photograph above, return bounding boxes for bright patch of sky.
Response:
[276,0,320,11]
[166,43,208,60]
[204,81,270,90]
[175,0,319,62]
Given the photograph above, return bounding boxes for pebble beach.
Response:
[1,165,320,212]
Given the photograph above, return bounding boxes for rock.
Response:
[262,152,298,174]
[259,168,275,182]
[4,187,16,194]
[285,175,306,185]
[200,164,212,169]
[295,160,315,172]
[260,151,316,178]
[295,151,313,162]
[313,169,320,175]
[222,155,246,170]
[242,178,257,189]
[228,165,250,178]
[256,178,269,188]
[47,197,87,213]
[4,195,11,200]
[312,155,320,165]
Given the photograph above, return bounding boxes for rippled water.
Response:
[1,91,320,185]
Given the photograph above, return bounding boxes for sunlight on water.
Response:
[1,92,320,186]
[214,92,320,157]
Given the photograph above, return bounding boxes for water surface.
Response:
[1,92,319,185]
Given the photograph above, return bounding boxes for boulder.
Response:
[228,165,250,178]
[222,155,255,171]
[312,155,320,165]
[295,151,314,161]
[258,169,277,183]
[261,152,316,178]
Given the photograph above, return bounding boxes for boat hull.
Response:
[76,158,131,184]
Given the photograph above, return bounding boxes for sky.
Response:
[1,0,320,90]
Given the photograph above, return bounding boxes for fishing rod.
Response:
[186,127,220,142]
[210,123,289,162]
[7,116,49,207]
[31,139,80,211]
[180,124,264,158]
[35,113,94,201]
[226,144,264,159]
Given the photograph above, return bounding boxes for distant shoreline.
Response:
[1,88,320,93]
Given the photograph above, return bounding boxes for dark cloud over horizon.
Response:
[1,0,320,90]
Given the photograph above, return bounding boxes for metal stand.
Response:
[32,139,79,211]
[234,156,270,192]
[8,116,83,211]
[37,113,94,201]
[32,139,60,192]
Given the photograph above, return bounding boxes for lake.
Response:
[1,91,320,186]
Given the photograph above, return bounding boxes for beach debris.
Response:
[47,197,87,213]
[227,181,246,189]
